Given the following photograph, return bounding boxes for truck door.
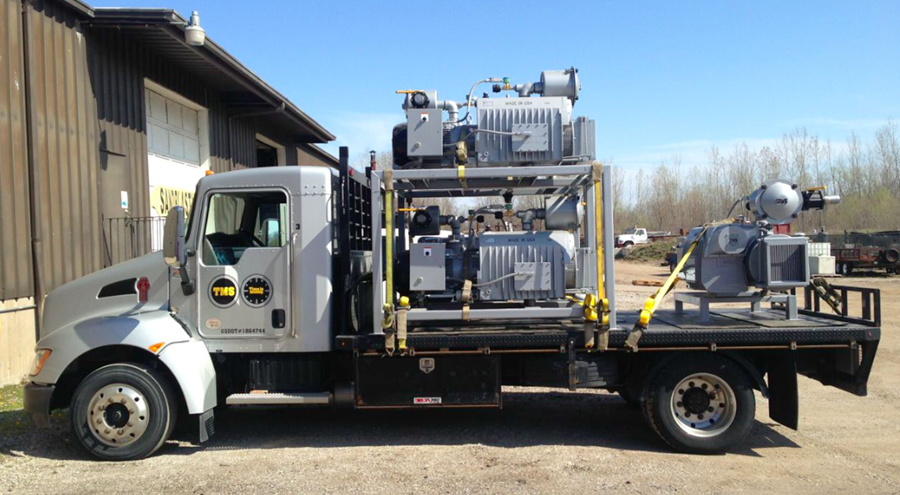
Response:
[193,188,291,340]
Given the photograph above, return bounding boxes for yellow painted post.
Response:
[594,180,604,303]
[385,191,393,306]
[591,162,610,350]
[384,189,394,321]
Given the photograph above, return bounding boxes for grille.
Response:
[770,244,806,283]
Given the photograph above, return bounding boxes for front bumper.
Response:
[23,382,55,428]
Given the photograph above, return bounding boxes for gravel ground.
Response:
[2,262,899,494]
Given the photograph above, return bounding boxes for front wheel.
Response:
[643,354,755,454]
[70,363,177,461]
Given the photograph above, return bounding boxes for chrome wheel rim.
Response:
[87,383,150,447]
[670,373,737,438]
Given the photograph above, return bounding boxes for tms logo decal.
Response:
[208,275,238,308]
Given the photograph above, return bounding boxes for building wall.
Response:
[27,0,104,295]
[0,0,34,301]
[87,28,307,209]
[297,143,336,167]
[0,0,323,301]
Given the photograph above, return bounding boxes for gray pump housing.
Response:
[478,231,575,301]
[394,69,595,168]
[476,97,588,166]
[683,224,809,297]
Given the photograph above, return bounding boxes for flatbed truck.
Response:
[22,71,881,460]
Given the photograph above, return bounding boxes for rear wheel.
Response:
[884,247,900,264]
[841,262,853,275]
[70,363,177,461]
[643,354,755,454]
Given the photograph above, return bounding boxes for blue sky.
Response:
[93,0,900,169]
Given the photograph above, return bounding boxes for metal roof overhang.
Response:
[80,7,334,144]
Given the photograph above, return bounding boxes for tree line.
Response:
[612,122,900,235]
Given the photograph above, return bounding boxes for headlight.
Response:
[30,349,52,376]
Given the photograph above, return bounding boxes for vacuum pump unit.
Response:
[682,179,841,297]
[392,68,596,168]
[477,231,575,301]
[401,195,582,304]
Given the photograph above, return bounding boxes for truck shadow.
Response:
[189,392,799,458]
[2,391,799,461]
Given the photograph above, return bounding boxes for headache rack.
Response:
[367,162,617,338]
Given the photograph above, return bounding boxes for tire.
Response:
[351,276,374,333]
[884,247,900,264]
[643,354,755,454]
[842,262,853,275]
[70,363,177,461]
[624,241,634,248]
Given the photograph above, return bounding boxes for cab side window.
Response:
[201,190,288,266]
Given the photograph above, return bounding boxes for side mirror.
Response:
[163,206,195,295]
[163,206,187,268]
[262,218,280,247]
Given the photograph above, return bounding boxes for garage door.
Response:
[147,89,200,164]
[146,88,205,222]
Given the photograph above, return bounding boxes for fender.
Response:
[634,351,769,401]
[31,311,216,413]
[158,339,217,413]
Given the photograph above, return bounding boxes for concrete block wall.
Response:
[0,298,36,385]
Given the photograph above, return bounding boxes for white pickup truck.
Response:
[616,227,649,247]
[616,227,673,248]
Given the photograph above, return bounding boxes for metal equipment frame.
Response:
[674,291,799,323]
[369,163,618,335]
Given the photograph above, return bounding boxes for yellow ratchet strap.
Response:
[397,296,410,351]
[624,222,719,352]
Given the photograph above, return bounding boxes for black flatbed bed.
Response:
[339,307,880,353]
[339,284,881,353]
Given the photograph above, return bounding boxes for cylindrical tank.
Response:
[544,196,581,231]
[540,69,580,101]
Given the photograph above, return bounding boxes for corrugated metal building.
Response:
[0,0,338,383]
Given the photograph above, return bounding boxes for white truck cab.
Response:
[616,227,648,247]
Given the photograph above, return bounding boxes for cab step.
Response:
[225,391,332,406]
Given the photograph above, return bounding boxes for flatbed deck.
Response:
[338,307,880,353]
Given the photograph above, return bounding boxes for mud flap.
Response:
[198,409,215,443]
[767,352,799,430]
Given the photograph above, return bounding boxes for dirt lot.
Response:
[2,262,899,494]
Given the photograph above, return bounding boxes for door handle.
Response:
[272,309,286,329]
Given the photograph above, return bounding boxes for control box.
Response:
[410,243,446,291]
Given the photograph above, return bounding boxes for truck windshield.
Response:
[623,228,637,235]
